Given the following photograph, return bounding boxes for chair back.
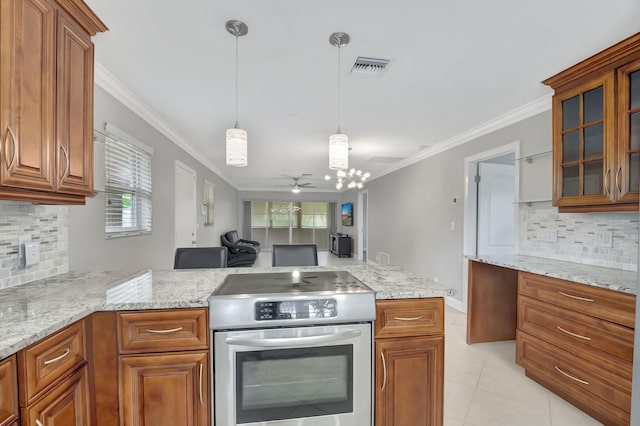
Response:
[174,247,228,269]
[225,230,240,244]
[272,244,318,267]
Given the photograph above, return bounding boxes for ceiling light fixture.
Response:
[325,168,371,190]
[291,184,301,194]
[225,20,248,167]
[328,32,350,171]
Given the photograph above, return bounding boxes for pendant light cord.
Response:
[234,34,239,129]
[337,43,341,134]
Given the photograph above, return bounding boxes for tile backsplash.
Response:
[0,202,69,289]
[518,202,639,271]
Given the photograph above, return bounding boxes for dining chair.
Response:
[174,247,228,269]
[271,244,319,267]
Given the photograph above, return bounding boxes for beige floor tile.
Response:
[444,380,475,421]
[476,362,550,407]
[548,394,603,426]
[444,415,465,426]
[465,389,551,426]
[445,354,485,387]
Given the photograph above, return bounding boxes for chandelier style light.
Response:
[325,168,371,190]
[225,20,248,167]
[328,32,350,170]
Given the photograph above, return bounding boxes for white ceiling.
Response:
[85,0,640,192]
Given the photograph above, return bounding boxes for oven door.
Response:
[214,323,372,426]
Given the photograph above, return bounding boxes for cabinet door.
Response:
[120,352,209,426]
[22,365,90,426]
[616,58,640,204]
[0,0,56,191]
[552,74,616,207]
[375,336,444,426]
[55,10,94,195]
[0,355,18,426]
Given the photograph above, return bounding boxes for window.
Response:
[104,124,153,238]
[203,179,215,226]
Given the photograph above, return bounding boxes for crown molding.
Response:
[94,62,237,189]
[372,93,552,181]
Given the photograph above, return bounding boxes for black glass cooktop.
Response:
[213,271,372,296]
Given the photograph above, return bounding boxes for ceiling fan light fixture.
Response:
[225,20,248,167]
[291,185,301,194]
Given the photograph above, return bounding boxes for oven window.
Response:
[236,345,353,423]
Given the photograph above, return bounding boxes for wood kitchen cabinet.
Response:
[0,0,106,204]
[0,355,19,426]
[544,32,640,212]
[17,319,90,426]
[516,272,636,425]
[374,298,444,426]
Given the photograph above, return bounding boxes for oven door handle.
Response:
[225,329,362,348]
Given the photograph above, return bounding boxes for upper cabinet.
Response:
[544,32,640,212]
[0,0,106,204]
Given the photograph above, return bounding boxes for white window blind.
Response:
[104,124,153,238]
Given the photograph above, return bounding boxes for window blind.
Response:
[104,125,153,238]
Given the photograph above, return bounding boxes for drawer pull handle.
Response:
[145,327,183,334]
[394,316,423,321]
[43,348,70,365]
[199,362,204,406]
[36,420,44,426]
[558,291,594,303]
[556,325,591,341]
[381,352,388,392]
[555,366,589,385]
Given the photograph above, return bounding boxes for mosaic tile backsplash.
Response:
[518,202,639,271]
[0,202,69,289]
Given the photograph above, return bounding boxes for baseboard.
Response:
[446,296,466,313]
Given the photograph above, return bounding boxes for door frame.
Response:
[357,189,368,261]
[457,141,520,312]
[174,160,198,250]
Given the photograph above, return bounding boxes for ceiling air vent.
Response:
[350,56,390,77]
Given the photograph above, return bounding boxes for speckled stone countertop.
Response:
[470,255,637,295]
[0,264,454,359]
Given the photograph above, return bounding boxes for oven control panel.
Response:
[255,299,338,320]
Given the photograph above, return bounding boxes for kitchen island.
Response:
[0,264,455,359]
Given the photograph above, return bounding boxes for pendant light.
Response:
[329,32,350,171]
[225,20,248,167]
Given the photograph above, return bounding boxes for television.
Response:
[341,202,353,226]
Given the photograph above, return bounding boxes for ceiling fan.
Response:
[278,175,317,193]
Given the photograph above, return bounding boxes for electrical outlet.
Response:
[536,229,557,243]
[594,231,613,248]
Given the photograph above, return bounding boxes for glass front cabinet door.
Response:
[552,74,616,208]
[616,59,640,204]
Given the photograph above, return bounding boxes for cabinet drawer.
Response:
[519,272,635,328]
[0,355,18,426]
[517,331,630,424]
[18,320,86,405]
[518,295,634,378]
[118,309,208,353]
[375,298,444,338]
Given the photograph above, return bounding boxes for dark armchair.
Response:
[220,230,260,267]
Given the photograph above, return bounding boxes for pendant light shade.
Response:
[225,20,248,167]
[329,133,349,170]
[226,127,247,167]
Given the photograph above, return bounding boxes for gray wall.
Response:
[365,111,551,299]
[68,86,239,271]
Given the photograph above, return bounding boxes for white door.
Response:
[477,162,515,255]
[174,161,197,249]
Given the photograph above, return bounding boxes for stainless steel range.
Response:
[209,270,376,426]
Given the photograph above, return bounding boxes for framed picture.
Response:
[203,179,215,226]
[341,202,353,226]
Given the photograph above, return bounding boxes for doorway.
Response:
[174,160,197,250]
[358,190,368,261]
[459,142,520,312]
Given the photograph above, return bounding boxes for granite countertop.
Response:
[0,264,454,359]
[470,254,637,295]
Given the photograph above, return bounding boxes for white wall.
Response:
[67,86,239,271]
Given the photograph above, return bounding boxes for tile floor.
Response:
[443,305,603,426]
[254,251,603,425]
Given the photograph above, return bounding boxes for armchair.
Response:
[220,230,260,267]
